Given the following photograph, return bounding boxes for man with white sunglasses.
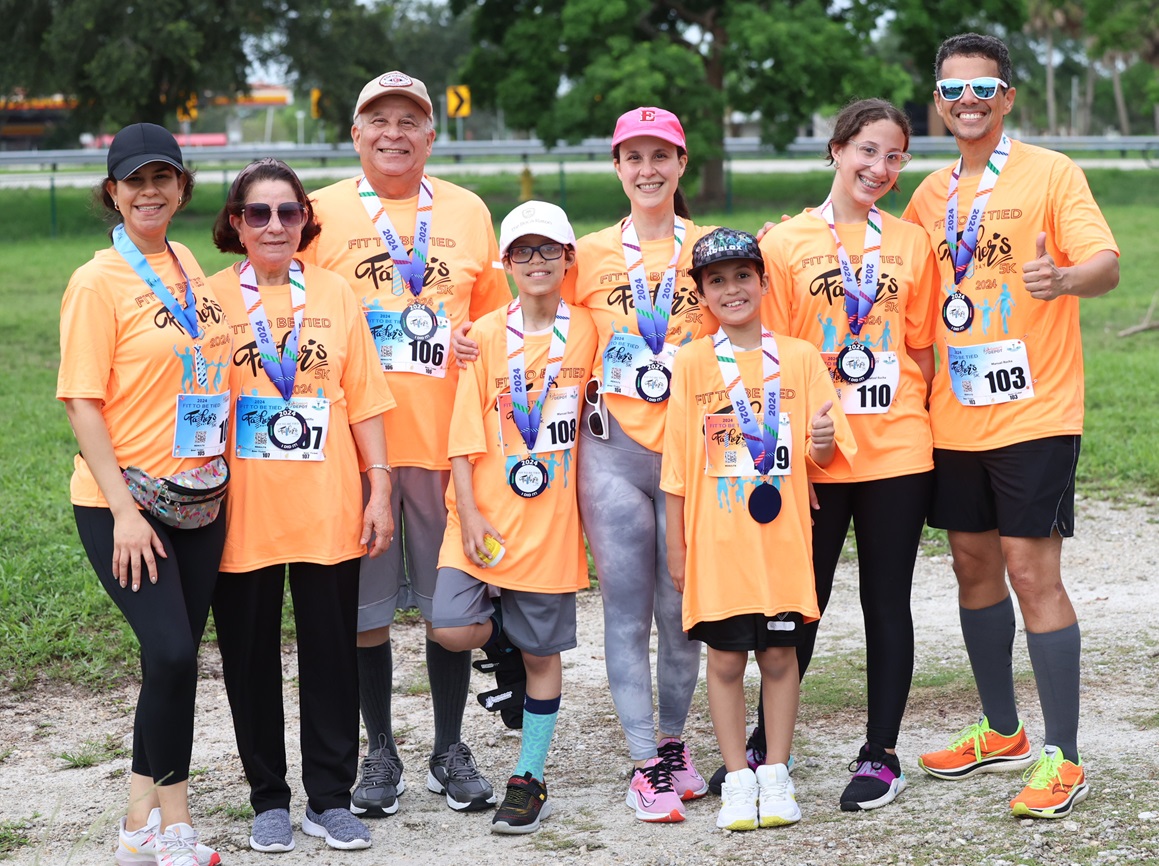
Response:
[902,33,1119,820]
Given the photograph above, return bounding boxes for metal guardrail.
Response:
[3,135,1159,169]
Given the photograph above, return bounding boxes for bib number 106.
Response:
[409,339,445,367]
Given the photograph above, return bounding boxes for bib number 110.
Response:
[857,382,892,409]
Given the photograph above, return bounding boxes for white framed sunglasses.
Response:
[936,77,1009,101]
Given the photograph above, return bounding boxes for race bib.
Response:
[704,412,792,477]
[173,391,230,458]
[601,333,678,403]
[823,351,901,415]
[235,394,331,460]
[947,339,1035,406]
[366,305,450,378]
[497,386,581,457]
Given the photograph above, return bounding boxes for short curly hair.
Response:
[212,157,321,254]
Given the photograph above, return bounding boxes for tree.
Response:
[1087,0,1159,133]
[0,0,269,129]
[450,0,1022,207]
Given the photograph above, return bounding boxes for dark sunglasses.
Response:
[508,243,565,263]
[241,202,307,229]
[936,77,1008,101]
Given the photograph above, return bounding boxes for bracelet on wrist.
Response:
[366,463,392,473]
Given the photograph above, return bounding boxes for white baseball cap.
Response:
[354,71,433,121]
[499,201,576,257]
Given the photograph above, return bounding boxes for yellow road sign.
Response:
[446,85,471,119]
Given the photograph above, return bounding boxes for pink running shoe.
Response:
[625,756,685,822]
[657,737,709,800]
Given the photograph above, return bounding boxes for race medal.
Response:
[400,302,437,341]
[508,457,549,498]
[635,360,672,404]
[942,291,974,333]
[747,482,782,524]
[836,342,875,384]
[269,408,312,451]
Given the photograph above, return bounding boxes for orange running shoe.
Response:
[1010,746,1089,819]
[918,716,1034,780]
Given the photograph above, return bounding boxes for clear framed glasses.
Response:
[936,77,1008,101]
[849,142,912,172]
[508,242,565,263]
[241,202,307,228]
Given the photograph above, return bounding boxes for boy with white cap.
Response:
[429,201,598,833]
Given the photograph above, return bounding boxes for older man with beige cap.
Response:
[301,71,511,821]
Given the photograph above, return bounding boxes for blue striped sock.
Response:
[514,694,560,781]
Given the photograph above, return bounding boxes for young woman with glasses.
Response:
[207,158,396,853]
[757,98,941,813]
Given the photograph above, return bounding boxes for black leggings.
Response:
[75,505,225,784]
[212,560,361,814]
[798,471,933,749]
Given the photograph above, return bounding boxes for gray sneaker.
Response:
[250,808,295,853]
[351,734,405,817]
[302,806,371,850]
[426,742,498,812]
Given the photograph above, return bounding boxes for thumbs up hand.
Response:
[1022,231,1067,301]
[809,400,835,450]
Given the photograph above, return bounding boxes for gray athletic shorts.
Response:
[432,567,577,656]
[357,467,450,631]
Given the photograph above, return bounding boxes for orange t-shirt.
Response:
[570,219,720,453]
[301,175,511,469]
[660,334,856,631]
[438,302,598,593]
[902,140,1119,450]
[58,244,233,508]
[209,262,395,572]
[761,209,939,482]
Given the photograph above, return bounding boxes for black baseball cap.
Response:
[689,227,764,280]
[107,123,185,181]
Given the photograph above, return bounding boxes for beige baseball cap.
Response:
[354,71,433,121]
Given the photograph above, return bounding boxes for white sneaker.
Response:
[716,768,759,831]
[756,763,801,827]
[115,810,221,866]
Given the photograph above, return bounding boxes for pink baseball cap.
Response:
[611,107,686,149]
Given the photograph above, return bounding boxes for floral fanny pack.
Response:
[121,456,229,530]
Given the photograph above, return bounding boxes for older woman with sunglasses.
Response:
[757,98,940,812]
[208,158,396,853]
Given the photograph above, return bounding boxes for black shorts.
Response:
[929,435,1080,538]
[688,612,807,651]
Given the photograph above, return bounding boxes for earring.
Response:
[834,161,841,169]
[113,200,120,211]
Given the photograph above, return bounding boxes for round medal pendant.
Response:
[268,408,311,451]
[401,303,438,341]
[942,292,974,333]
[836,342,875,384]
[748,482,782,524]
[635,361,672,403]
[508,457,549,498]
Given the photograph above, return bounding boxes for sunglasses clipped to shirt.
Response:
[240,202,307,229]
[936,77,1008,101]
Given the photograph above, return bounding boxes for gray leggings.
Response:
[579,406,703,761]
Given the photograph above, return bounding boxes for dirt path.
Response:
[2,496,1157,865]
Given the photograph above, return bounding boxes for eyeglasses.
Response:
[936,77,1008,101]
[849,142,912,172]
[508,243,564,263]
[241,202,307,229]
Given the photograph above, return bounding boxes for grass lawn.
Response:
[0,168,1154,689]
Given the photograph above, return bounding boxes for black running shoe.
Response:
[491,772,552,834]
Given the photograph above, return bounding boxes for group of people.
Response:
[56,30,1118,865]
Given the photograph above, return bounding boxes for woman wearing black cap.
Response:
[58,123,232,866]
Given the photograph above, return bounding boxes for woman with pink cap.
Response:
[455,106,716,822]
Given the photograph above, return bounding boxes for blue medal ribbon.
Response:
[238,259,305,402]
[620,216,687,355]
[712,327,781,475]
[357,175,433,298]
[505,299,570,454]
[112,224,207,388]
[945,134,1010,286]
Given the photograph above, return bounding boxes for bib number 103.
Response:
[984,366,1027,394]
